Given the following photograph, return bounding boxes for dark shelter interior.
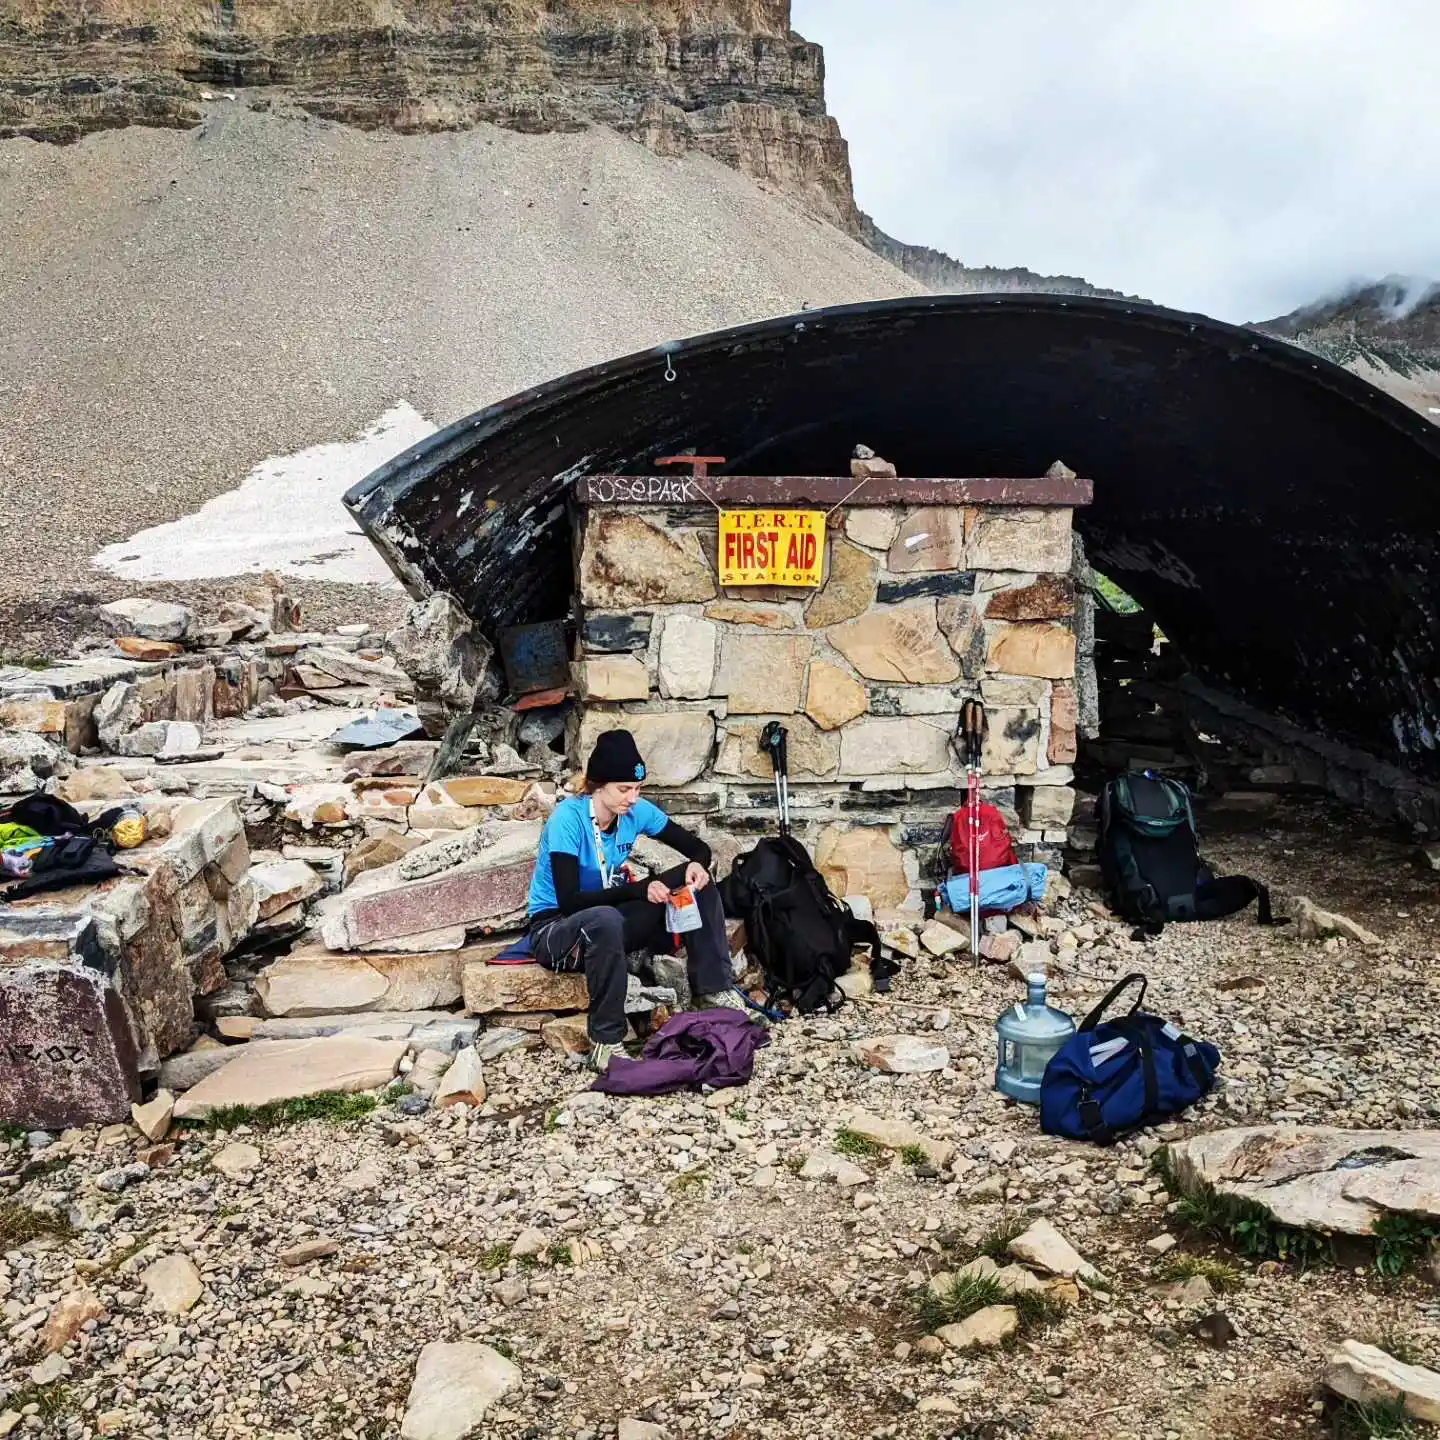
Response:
[346,294,1440,779]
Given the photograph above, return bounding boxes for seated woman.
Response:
[526,728,745,1072]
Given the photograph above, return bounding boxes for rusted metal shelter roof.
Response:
[345,293,1440,774]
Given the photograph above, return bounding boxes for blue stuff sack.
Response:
[940,863,1048,914]
[1040,972,1220,1145]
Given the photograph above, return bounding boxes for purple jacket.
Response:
[592,1010,769,1096]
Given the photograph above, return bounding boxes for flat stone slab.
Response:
[254,950,463,1017]
[1324,1340,1440,1423]
[172,1036,408,1120]
[463,962,589,1016]
[1166,1126,1440,1236]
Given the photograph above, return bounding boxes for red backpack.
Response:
[943,803,1018,876]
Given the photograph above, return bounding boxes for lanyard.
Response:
[588,800,615,889]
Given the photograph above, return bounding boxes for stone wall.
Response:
[569,501,1090,908]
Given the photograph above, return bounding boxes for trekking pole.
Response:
[759,722,790,837]
[960,700,986,966]
[783,727,793,835]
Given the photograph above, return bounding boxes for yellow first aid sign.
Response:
[718,509,826,587]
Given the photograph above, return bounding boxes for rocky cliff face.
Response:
[0,0,859,227]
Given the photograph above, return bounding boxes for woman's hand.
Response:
[685,862,711,892]
[647,880,672,906]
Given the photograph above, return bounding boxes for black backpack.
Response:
[720,836,897,1013]
[1097,772,1282,934]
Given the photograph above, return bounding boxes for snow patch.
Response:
[92,404,435,585]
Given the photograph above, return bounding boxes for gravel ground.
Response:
[0,100,916,653]
[3,798,1438,1439]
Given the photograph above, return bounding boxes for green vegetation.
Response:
[0,653,54,671]
[1372,1214,1440,1279]
[1332,1398,1421,1440]
[1156,1157,1333,1271]
[833,1128,882,1159]
[977,1214,1029,1261]
[479,1243,512,1270]
[899,1144,929,1168]
[1173,1186,1331,1267]
[915,1271,1065,1338]
[543,1108,561,1134]
[3,1382,70,1422]
[727,1103,749,1121]
[916,1271,1006,1332]
[669,1168,709,1193]
[1011,1288,1067,1331]
[0,1203,73,1245]
[0,1124,26,1144]
[191,1091,381,1132]
[546,1240,573,1267]
[1092,572,1142,615]
[1157,1254,1241,1292]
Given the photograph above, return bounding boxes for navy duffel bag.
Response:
[1040,973,1220,1145]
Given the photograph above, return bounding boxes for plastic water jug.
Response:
[995,973,1076,1106]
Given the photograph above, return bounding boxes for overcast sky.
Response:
[791,0,1440,322]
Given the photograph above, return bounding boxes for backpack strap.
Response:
[1191,875,1288,926]
[1078,972,1148,1032]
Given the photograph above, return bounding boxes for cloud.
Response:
[792,0,1440,321]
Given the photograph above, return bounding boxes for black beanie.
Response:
[586,728,647,785]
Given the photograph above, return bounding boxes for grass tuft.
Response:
[479,1242,512,1270]
[547,1240,573,1267]
[1012,1288,1067,1331]
[0,1203,73,1245]
[915,1270,1065,1337]
[977,1214,1029,1261]
[668,1168,709,1193]
[915,1272,1007,1332]
[899,1144,929,1167]
[1171,1183,1331,1269]
[833,1128,882,1159]
[1158,1254,1241,1292]
[192,1091,380,1132]
[2,1382,70,1421]
[1332,1397,1420,1440]
[0,1124,26,1145]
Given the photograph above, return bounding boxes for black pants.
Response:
[529,865,733,1044]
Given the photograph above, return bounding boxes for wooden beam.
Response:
[575,474,1093,506]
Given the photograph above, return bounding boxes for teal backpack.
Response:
[1096,771,1281,934]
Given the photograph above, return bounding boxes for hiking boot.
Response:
[588,1041,621,1073]
[697,988,747,1014]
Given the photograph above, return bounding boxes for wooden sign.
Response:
[718,509,826,587]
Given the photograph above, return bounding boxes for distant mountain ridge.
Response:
[1256,278,1440,420]
[858,213,1145,301]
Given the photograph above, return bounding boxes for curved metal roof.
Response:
[345,293,1440,774]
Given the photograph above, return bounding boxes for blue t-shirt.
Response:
[527,796,670,917]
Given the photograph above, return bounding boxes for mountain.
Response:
[1,0,860,228]
[1256,279,1440,418]
[857,213,1143,301]
[0,1,921,650]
